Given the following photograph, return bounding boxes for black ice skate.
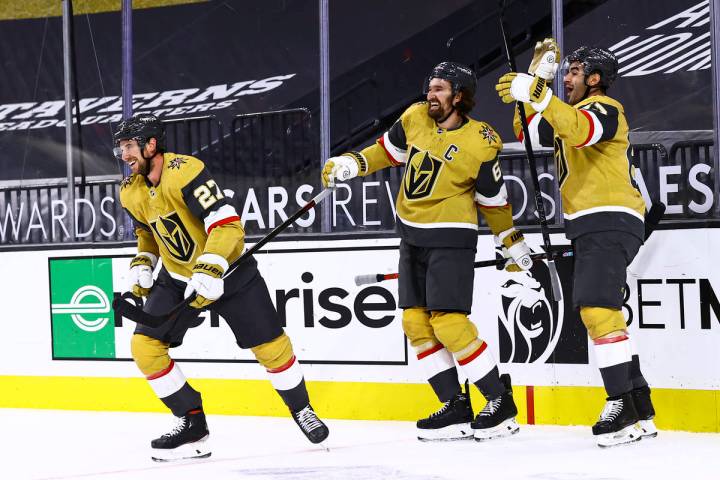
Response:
[416,391,474,441]
[151,410,211,462]
[631,386,658,439]
[592,392,643,448]
[471,374,519,441]
[292,404,330,445]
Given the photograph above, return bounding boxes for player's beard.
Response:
[427,100,452,121]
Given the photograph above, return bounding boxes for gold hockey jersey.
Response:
[515,95,646,240]
[120,153,244,281]
[346,102,515,248]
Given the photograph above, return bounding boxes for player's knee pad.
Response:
[429,311,479,354]
[401,307,436,349]
[580,306,627,340]
[251,332,294,370]
[130,334,171,376]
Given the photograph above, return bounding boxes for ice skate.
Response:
[416,391,474,441]
[592,393,642,448]
[632,386,658,439]
[151,410,211,461]
[292,404,330,446]
[472,374,519,441]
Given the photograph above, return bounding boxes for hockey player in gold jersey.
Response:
[115,113,328,461]
[323,62,532,442]
[496,41,657,447]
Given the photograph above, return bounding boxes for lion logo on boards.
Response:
[150,211,196,262]
[403,145,443,200]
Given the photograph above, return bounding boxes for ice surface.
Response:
[1,409,717,480]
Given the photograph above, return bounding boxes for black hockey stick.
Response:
[353,203,665,287]
[113,187,334,327]
[354,246,574,287]
[498,0,562,302]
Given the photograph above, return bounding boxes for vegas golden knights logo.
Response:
[150,212,196,262]
[403,145,443,200]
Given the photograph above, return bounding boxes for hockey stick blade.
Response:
[113,188,334,327]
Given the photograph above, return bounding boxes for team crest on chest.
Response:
[150,211,196,262]
[403,145,443,200]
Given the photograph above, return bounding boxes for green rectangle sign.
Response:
[50,257,116,358]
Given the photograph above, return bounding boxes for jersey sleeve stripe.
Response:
[517,113,537,142]
[379,132,407,165]
[575,109,604,148]
[474,184,508,207]
[204,203,241,233]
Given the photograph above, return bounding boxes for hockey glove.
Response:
[321,155,360,188]
[128,252,157,297]
[496,229,532,272]
[528,38,560,81]
[183,253,228,309]
[495,73,553,112]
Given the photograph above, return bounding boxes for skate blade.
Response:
[151,436,211,462]
[639,419,658,439]
[596,423,643,448]
[473,418,520,442]
[417,422,474,442]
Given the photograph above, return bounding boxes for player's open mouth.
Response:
[128,160,136,167]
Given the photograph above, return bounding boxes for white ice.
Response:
[2,409,718,480]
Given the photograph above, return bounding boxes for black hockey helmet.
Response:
[113,112,166,152]
[561,46,619,89]
[425,61,477,98]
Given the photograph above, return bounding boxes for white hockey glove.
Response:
[128,252,157,297]
[528,38,560,81]
[496,230,532,272]
[495,72,553,112]
[321,155,359,188]
[183,253,228,309]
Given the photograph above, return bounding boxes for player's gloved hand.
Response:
[321,155,359,188]
[496,229,533,272]
[528,38,560,80]
[183,253,228,309]
[128,252,157,297]
[495,72,553,112]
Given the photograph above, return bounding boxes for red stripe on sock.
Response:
[594,335,629,345]
[457,342,487,366]
[417,343,444,360]
[146,360,175,380]
[267,355,296,374]
[526,385,535,425]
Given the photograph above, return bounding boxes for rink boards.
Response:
[0,229,718,432]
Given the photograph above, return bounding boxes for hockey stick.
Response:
[354,247,574,286]
[498,0,562,302]
[113,187,334,327]
[354,203,665,287]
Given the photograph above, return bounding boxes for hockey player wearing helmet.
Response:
[496,41,657,447]
[323,62,533,442]
[116,113,329,461]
